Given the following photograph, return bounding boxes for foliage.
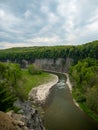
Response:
[86,86,98,113]
[70,58,98,114]
[79,103,98,122]
[76,94,86,102]
[0,62,21,111]
[0,62,54,111]
[0,81,16,111]
[28,64,42,75]
[0,41,97,64]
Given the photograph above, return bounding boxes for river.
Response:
[42,74,98,130]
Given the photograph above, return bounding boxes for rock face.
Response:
[13,100,46,130]
[33,57,73,72]
[21,101,45,130]
[7,57,73,72]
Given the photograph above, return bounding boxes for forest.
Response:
[69,58,98,121]
[0,40,97,64]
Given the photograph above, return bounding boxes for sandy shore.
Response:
[65,73,72,92]
[65,73,80,108]
[28,74,58,104]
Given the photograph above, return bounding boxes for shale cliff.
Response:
[21,57,73,72]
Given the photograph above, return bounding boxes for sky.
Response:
[0,0,98,49]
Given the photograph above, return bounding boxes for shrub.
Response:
[76,95,86,102]
[86,86,98,113]
[28,64,42,75]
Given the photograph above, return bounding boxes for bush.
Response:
[86,86,98,113]
[76,95,86,102]
[0,81,16,111]
[0,62,24,111]
[28,64,42,75]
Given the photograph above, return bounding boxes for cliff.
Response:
[21,57,73,73]
[0,101,45,130]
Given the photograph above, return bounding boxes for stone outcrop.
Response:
[13,100,46,130]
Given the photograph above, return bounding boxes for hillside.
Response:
[0,41,97,64]
[69,58,98,121]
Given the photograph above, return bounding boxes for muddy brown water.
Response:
[42,74,98,130]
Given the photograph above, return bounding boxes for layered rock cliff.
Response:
[21,57,73,72]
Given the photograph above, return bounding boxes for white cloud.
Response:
[24,10,32,18]
[0,9,5,18]
[0,36,60,49]
[86,21,98,32]
[26,36,60,44]
[41,6,49,13]
[0,0,98,48]
[48,13,59,23]
[0,8,21,33]
[0,42,32,49]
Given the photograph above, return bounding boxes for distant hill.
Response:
[0,40,97,63]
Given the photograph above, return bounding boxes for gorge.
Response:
[0,41,98,130]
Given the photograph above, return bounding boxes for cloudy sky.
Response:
[0,0,98,49]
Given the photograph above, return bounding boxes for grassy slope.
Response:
[21,69,54,95]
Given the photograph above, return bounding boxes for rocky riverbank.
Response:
[65,73,80,108]
[11,74,58,130]
[65,73,72,92]
[14,100,46,130]
[28,74,58,105]
[0,73,58,130]
[0,100,45,130]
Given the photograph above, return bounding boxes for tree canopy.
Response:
[0,41,97,64]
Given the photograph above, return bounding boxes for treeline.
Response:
[0,41,98,64]
[69,58,98,117]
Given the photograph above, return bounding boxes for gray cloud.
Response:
[0,0,98,49]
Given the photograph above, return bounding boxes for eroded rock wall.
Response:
[33,57,73,72]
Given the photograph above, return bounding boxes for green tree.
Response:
[28,64,42,75]
[86,86,98,113]
[0,81,16,111]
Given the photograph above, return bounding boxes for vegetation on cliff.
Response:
[69,58,98,121]
[0,62,53,112]
[0,62,21,111]
[0,40,97,64]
